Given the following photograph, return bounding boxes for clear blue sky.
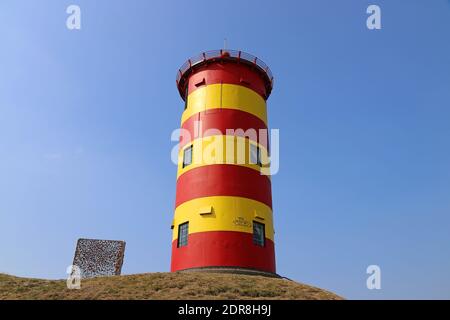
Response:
[1,0,449,299]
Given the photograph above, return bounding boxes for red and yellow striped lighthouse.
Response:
[171,50,276,275]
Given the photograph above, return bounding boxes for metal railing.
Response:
[176,49,274,91]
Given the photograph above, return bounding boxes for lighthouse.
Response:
[171,50,276,275]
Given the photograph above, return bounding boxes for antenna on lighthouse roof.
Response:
[223,38,228,50]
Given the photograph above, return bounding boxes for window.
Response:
[250,144,262,167]
[178,222,189,247]
[253,221,265,247]
[184,86,189,110]
[183,145,193,168]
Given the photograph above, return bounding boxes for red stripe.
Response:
[186,62,268,99]
[176,165,272,208]
[180,109,269,149]
[171,231,276,273]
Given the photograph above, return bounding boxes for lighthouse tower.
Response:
[171,50,276,275]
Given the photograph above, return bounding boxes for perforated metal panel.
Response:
[72,238,126,279]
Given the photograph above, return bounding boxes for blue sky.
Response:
[1,0,449,299]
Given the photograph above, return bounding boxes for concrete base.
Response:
[177,266,282,278]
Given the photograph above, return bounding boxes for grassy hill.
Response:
[0,272,342,300]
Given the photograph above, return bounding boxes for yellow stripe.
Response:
[177,135,270,179]
[181,84,267,125]
[172,196,274,241]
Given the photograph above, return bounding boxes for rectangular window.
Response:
[250,144,262,167]
[184,86,189,110]
[178,222,189,247]
[183,145,193,168]
[253,221,265,247]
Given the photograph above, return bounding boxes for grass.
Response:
[0,272,343,300]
